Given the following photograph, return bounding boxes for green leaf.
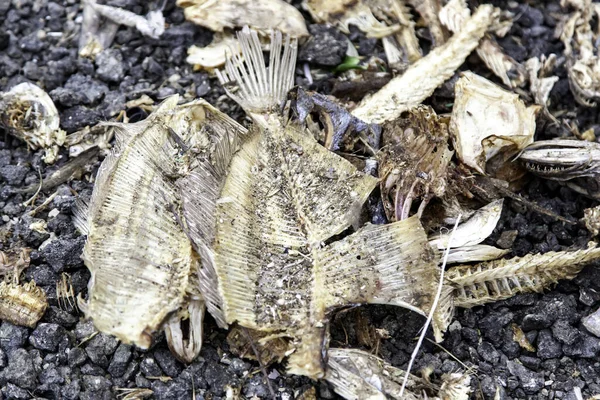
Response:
[334,56,367,73]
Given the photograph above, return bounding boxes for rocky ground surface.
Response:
[1,0,600,399]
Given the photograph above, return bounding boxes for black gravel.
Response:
[1,0,600,399]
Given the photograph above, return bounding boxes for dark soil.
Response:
[1,0,600,399]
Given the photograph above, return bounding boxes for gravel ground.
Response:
[1,0,600,399]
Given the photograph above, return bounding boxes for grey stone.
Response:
[520,355,541,370]
[479,310,514,344]
[47,1,65,17]
[140,357,163,377]
[537,329,562,359]
[0,54,20,76]
[523,313,553,331]
[41,236,85,272]
[39,366,64,385]
[228,358,250,376]
[152,379,192,400]
[81,362,106,376]
[563,334,600,358]
[154,348,183,377]
[477,341,500,364]
[204,362,233,395]
[299,25,347,66]
[142,56,164,80]
[0,149,12,166]
[14,215,50,247]
[43,306,79,328]
[2,382,30,399]
[65,73,108,105]
[0,164,29,185]
[480,376,507,400]
[95,49,126,83]
[108,343,132,377]
[507,360,544,394]
[85,333,119,367]
[68,346,88,367]
[82,375,112,392]
[4,349,37,389]
[22,60,43,80]
[0,322,29,351]
[60,106,103,133]
[552,320,581,345]
[0,347,6,368]
[582,310,600,337]
[24,264,58,286]
[19,33,44,52]
[30,323,67,351]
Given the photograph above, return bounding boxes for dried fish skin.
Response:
[379,106,453,221]
[177,0,308,37]
[352,5,496,124]
[446,244,600,308]
[519,139,600,199]
[583,205,600,236]
[0,280,48,328]
[325,348,471,400]
[450,72,539,174]
[186,33,241,70]
[75,97,201,351]
[0,83,66,164]
[182,28,449,378]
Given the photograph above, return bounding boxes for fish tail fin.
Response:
[217,26,297,112]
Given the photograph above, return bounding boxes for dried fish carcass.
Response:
[73,97,223,363]
[0,248,47,328]
[519,139,600,200]
[450,72,539,175]
[0,280,48,328]
[0,83,66,164]
[179,27,451,378]
[378,106,453,221]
